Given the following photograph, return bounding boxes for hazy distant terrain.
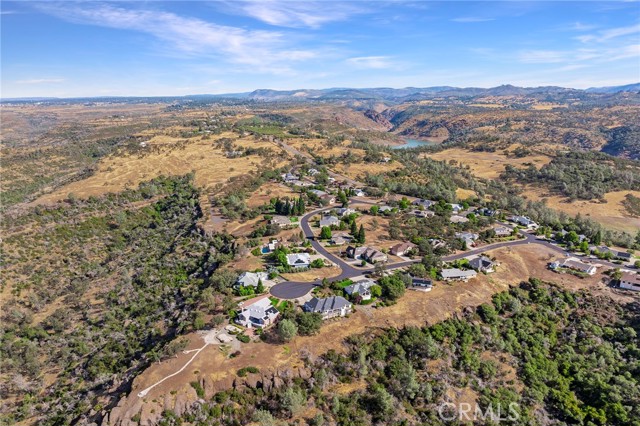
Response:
[1,87,639,426]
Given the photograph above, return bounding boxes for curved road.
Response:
[270,203,624,299]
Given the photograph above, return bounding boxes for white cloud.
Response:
[575,23,640,43]
[452,17,495,23]
[346,56,396,69]
[518,44,639,65]
[15,78,65,84]
[36,3,318,73]
[225,0,364,29]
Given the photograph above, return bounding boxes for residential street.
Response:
[270,205,625,299]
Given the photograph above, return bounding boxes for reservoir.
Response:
[392,138,439,149]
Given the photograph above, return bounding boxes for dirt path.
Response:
[137,330,219,398]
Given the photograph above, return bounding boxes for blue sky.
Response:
[2,1,639,97]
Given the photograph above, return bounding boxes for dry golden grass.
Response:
[524,188,640,233]
[531,103,567,110]
[456,188,477,200]
[246,182,299,209]
[30,133,287,204]
[280,265,342,282]
[425,147,552,179]
[116,242,634,426]
[333,160,403,181]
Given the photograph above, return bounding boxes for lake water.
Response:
[392,138,439,149]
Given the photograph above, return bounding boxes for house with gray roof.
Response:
[319,215,340,228]
[441,268,477,281]
[303,296,353,319]
[456,232,479,248]
[409,277,433,292]
[344,279,376,301]
[590,245,632,261]
[235,297,279,329]
[508,215,539,229]
[334,207,355,217]
[413,199,436,209]
[450,215,469,224]
[236,271,269,288]
[620,272,640,291]
[469,256,495,273]
[346,246,387,263]
[286,253,311,269]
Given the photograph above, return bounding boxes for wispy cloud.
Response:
[346,56,396,69]
[224,0,365,29]
[575,23,640,43]
[518,45,639,65]
[518,50,567,64]
[452,17,494,23]
[35,3,318,73]
[15,78,65,84]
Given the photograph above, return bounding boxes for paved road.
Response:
[270,207,626,299]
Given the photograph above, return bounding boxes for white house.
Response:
[620,272,640,291]
[282,172,299,183]
[450,215,469,224]
[286,253,311,268]
[309,189,328,197]
[456,232,479,247]
[235,297,279,329]
[509,215,539,230]
[449,203,464,213]
[334,207,355,217]
[303,296,352,319]
[236,272,269,288]
[319,215,340,228]
[344,279,376,301]
[441,268,477,282]
[556,257,597,275]
[493,226,512,237]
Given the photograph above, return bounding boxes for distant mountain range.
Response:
[3,83,638,103]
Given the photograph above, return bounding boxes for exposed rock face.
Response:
[363,109,393,130]
[103,367,310,426]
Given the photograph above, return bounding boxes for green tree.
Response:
[370,205,380,216]
[357,224,366,244]
[277,319,298,342]
[350,220,358,236]
[320,226,332,239]
[296,312,323,335]
[256,278,265,294]
[281,387,306,417]
[380,274,405,301]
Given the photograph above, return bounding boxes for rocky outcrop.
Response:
[103,367,313,426]
[363,110,393,130]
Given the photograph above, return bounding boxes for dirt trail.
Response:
[107,243,637,426]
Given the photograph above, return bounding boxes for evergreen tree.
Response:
[256,278,265,294]
[357,224,366,244]
[350,220,358,236]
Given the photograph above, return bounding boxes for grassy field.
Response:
[30,133,287,204]
[524,187,640,233]
[425,147,552,179]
